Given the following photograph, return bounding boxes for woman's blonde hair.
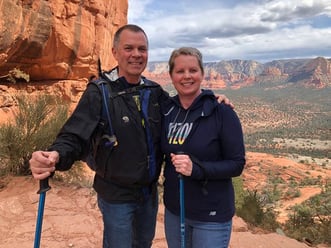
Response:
[168,47,204,75]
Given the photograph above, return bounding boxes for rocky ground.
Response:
[0,176,316,248]
[1,150,330,248]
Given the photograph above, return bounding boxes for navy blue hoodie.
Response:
[161,90,245,222]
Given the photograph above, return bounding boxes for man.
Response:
[30,24,231,248]
[30,24,165,248]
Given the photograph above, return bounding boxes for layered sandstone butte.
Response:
[0,0,128,80]
[146,57,331,89]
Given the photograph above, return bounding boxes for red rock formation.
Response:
[261,66,283,76]
[143,68,171,86]
[0,0,128,80]
[147,58,331,89]
[303,57,331,88]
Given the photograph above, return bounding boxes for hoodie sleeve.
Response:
[197,104,245,180]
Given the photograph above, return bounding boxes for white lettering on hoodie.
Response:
[167,122,193,145]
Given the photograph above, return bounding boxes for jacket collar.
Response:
[103,67,145,85]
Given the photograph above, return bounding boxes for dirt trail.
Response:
[277,186,322,223]
[0,176,316,248]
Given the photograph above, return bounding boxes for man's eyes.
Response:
[124,47,147,52]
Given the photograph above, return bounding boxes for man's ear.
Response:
[112,47,117,59]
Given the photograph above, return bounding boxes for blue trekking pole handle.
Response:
[176,151,186,248]
[34,178,51,248]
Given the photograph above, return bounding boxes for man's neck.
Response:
[104,67,144,85]
[124,76,141,84]
[117,68,141,84]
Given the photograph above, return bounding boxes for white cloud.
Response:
[127,0,153,22]
[128,0,331,62]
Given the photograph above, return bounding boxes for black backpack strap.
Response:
[97,58,102,77]
[99,81,117,147]
[109,83,159,98]
[90,79,118,148]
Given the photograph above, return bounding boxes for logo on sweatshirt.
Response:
[209,211,217,216]
[167,122,193,145]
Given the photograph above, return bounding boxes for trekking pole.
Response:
[176,151,186,248]
[179,173,186,248]
[34,177,51,248]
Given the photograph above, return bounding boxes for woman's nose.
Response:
[184,71,191,78]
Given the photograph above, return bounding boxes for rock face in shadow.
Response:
[0,0,127,80]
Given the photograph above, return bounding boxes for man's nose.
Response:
[132,48,141,56]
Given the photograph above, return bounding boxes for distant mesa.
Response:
[144,57,331,89]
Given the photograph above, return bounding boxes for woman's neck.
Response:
[178,90,201,109]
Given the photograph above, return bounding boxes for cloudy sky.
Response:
[127,0,331,63]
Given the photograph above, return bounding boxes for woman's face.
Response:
[170,55,203,98]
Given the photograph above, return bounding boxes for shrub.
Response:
[5,68,30,83]
[233,176,245,209]
[284,183,331,245]
[0,95,68,175]
[236,189,279,231]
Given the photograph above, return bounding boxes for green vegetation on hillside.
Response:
[215,85,331,160]
[234,176,330,246]
[283,182,331,245]
[222,84,331,246]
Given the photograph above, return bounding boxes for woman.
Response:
[161,47,246,248]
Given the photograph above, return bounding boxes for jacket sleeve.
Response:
[195,104,246,180]
[48,83,102,171]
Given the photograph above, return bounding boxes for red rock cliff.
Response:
[0,0,128,80]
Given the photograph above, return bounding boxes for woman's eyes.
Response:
[176,69,198,73]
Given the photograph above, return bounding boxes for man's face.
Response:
[112,29,148,83]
